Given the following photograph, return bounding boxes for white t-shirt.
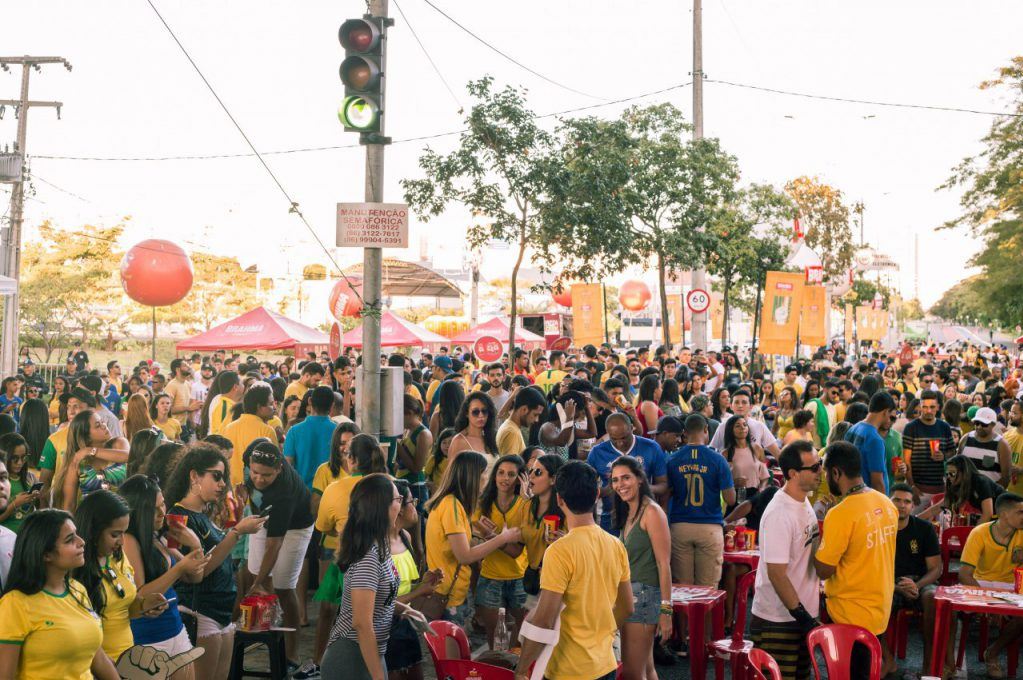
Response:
[190,380,210,426]
[710,416,778,452]
[0,525,15,589]
[751,489,820,622]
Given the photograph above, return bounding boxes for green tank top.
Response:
[621,503,660,587]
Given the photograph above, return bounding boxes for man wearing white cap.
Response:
[958,407,1012,487]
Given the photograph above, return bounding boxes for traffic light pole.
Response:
[690,0,709,351]
[359,0,388,439]
[0,56,70,378]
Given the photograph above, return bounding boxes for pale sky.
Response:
[2,0,1020,310]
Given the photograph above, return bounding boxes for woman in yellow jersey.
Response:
[150,394,182,442]
[0,509,120,680]
[472,454,529,649]
[424,451,521,627]
[774,386,800,440]
[198,371,242,439]
[519,453,565,609]
[73,490,169,663]
[49,375,71,426]
[386,479,442,680]
[424,428,456,494]
[312,433,384,668]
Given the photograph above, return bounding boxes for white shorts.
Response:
[179,608,235,639]
[247,524,314,590]
[145,628,193,656]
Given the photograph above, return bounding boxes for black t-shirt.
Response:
[965,475,1005,512]
[744,486,779,532]
[68,349,89,372]
[894,515,940,580]
[171,504,236,626]
[249,463,314,537]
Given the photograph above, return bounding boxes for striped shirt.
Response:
[961,434,1003,482]
[903,419,956,490]
[328,543,400,654]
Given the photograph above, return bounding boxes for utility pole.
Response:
[690,0,709,351]
[360,0,388,439]
[0,56,71,378]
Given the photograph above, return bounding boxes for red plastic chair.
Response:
[806,624,882,680]
[939,525,973,586]
[884,609,919,660]
[710,569,758,680]
[425,620,471,665]
[429,659,515,680]
[746,648,783,680]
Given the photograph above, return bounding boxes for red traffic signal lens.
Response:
[348,26,373,51]
[339,19,380,53]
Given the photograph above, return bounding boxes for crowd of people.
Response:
[0,339,1020,680]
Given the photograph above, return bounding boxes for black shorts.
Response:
[384,617,423,671]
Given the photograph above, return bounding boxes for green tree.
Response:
[901,297,925,321]
[785,176,855,282]
[544,104,740,347]
[707,184,795,345]
[940,57,1023,325]
[402,78,559,353]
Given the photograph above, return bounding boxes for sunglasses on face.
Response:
[798,462,823,473]
[470,408,489,417]
[945,471,959,480]
[529,468,545,477]
[204,469,225,482]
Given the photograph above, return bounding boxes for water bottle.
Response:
[495,607,509,651]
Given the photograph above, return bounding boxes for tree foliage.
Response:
[784,176,855,282]
[402,78,561,352]
[940,57,1023,326]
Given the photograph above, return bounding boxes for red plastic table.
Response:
[723,550,760,570]
[929,585,1023,677]
[672,584,727,680]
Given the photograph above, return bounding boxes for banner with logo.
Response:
[758,271,804,356]
[856,305,888,341]
[799,285,828,348]
[571,283,606,348]
[710,293,725,341]
[665,290,684,346]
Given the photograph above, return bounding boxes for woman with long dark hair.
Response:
[611,456,672,680]
[320,474,427,680]
[921,454,1003,525]
[140,442,185,490]
[428,380,464,439]
[473,454,528,649]
[537,390,595,462]
[659,378,686,419]
[0,510,119,679]
[126,427,164,477]
[722,415,769,502]
[73,490,168,662]
[710,387,731,423]
[636,375,664,437]
[519,453,565,608]
[48,374,71,426]
[53,409,129,512]
[199,370,242,438]
[424,452,521,627]
[425,427,455,493]
[775,386,800,440]
[0,434,38,532]
[17,398,49,473]
[165,445,267,678]
[447,392,499,468]
[120,475,208,673]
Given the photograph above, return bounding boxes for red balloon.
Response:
[618,279,651,312]
[552,284,572,308]
[120,239,193,307]
[329,277,364,320]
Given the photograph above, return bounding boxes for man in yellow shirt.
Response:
[533,351,569,397]
[425,356,455,411]
[1002,402,1023,496]
[959,493,1023,677]
[774,364,804,399]
[284,361,325,400]
[223,383,278,484]
[496,387,547,456]
[516,461,633,680]
[815,440,898,679]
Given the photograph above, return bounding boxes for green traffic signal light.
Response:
[338,95,380,131]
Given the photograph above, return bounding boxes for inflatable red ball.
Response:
[119,239,193,307]
[552,284,572,308]
[618,279,651,312]
[329,276,364,320]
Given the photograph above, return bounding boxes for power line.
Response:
[143,0,364,304]
[30,174,92,203]
[705,78,1023,118]
[30,83,693,162]
[393,0,462,110]
[419,0,609,101]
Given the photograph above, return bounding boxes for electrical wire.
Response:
[30,174,92,203]
[705,78,1023,118]
[144,0,365,304]
[30,83,693,162]
[393,0,462,110]
[419,0,609,101]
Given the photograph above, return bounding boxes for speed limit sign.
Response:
[686,288,711,314]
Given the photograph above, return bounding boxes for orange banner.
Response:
[571,283,606,347]
[711,293,725,341]
[665,292,684,346]
[856,305,889,341]
[799,285,828,348]
[844,303,854,346]
[758,271,804,356]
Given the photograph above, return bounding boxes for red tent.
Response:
[450,317,545,348]
[342,310,449,349]
[176,306,329,357]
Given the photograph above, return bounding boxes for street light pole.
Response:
[690,0,709,350]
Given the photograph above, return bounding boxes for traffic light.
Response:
[338,17,385,135]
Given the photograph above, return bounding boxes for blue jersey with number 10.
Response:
[667,444,734,525]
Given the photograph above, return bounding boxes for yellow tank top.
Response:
[392,547,419,597]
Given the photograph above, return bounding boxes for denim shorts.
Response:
[625,582,662,625]
[443,600,473,627]
[320,545,336,562]
[474,576,527,610]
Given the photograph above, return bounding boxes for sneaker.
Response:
[290,658,317,674]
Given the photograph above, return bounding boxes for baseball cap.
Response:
[650,415,684,435]
[433,355,454,374]
[973,407,997,425]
